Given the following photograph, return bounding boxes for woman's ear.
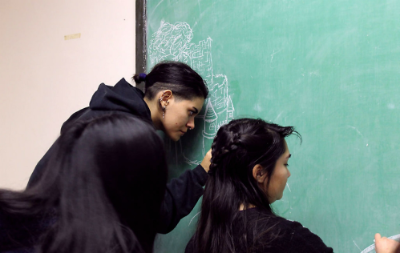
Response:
[157,90,173,108]
[252,164,267,184]
[159,90,173,101]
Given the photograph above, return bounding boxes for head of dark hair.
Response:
[193,118,300,253]
[133,61,209,101]
[0,114,168,253]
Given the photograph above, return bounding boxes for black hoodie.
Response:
[27,78,208,234]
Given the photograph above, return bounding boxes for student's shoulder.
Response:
[274,216,304,230]
[277,219,333,253]
[248,210,333,252]
[245,208,297,228]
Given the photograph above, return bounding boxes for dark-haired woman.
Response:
[186,118,333,253]
[0,114,167,253]
[28,61,211,234]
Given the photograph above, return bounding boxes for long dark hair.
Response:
[133,61,209,100]
[193,118,300,253]
[0,114,168,253]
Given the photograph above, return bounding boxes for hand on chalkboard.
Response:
[375,233,400,253]
[200,149,212,173]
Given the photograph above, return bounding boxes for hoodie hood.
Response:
[89,78,151,120]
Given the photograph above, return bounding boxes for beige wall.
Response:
[0,0,136,189]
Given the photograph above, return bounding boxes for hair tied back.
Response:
[133,73,147,84]
[231,132,241,143]
[139,73,147,81]
[227,132,241,151]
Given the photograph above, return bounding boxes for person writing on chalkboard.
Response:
[185,118,333,253]
[27,61,211,234]
[0,114,167,253]
[375,233,400,253]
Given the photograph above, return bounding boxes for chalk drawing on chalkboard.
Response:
[149,21,235,164]
[353,240,362,251]
[360,234,400,253]
[286,182,292,192]
[188,211,200,226]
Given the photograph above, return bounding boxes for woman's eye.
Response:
[189,111,194,116]
[284,163,289,167]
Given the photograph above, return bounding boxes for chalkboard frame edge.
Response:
[135,0,146,92]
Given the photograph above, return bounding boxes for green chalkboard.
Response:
[147,1,400,252]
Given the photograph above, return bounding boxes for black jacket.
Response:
[27,78,208,234]
[185,207,333,253]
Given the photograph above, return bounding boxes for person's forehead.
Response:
[184,96,204,106]
[282,140,290,156]
[283,139,289,150]
[193,96,205,103]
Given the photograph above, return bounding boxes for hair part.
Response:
[133,61,209,101]
[193,118,301,253]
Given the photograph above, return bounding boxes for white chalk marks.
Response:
[149,21,234,163]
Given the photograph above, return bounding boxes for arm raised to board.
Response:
[157,150,212,234]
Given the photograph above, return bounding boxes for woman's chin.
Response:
[168,133,181,142]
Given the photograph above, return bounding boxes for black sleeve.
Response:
[157,165,208,234]
[284,221,334,253]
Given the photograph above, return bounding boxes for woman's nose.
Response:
[187,118,195,130]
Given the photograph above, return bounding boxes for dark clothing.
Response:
[59,78,152,133]
[27,78,208,234]
[185,207,333,253]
